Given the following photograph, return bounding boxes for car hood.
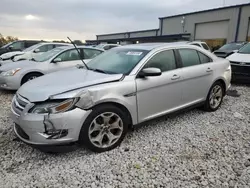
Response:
[0,60,36,71]
[0,51,24,59]
[213,49,233,54]
[17,68,123,102]
[226,53,250,62]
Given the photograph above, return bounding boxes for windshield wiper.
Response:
[89,68,108,74]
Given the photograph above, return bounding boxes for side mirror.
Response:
[52,58,62,63]
[34,49,40,53]
[8,45,13,50]
[138,68,162,78]
[233,50,238,53]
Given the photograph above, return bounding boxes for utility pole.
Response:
[223,0,226,6]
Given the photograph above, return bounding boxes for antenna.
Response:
[67,37,89,70]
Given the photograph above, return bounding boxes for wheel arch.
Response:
[21,71,44,85]
[91,102,134,129]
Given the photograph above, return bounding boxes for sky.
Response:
[0,0,249,42]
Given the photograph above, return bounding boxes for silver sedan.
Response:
[10,43,231,152]
[0,46,104,90]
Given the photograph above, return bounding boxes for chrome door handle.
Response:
[206,68,213,72]
[171,74,180,80]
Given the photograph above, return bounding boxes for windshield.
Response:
[22,43,42,52]
[219,43,245,51]
[87,48,149,74]
[238,43,250,54]
[0,41,14,49]
[33,47,64,62]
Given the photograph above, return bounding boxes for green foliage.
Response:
[0,33,18,47]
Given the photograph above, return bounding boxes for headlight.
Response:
[1,68,21,76]
[30,98,79,114]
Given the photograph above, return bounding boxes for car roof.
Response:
[56,45,105,51]
[118,42,194,50]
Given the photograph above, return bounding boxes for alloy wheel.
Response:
[88,112,123,148]
[209,85,223,109]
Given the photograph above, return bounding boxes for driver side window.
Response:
[144,50,177,72]
[11,41,24,50]
[55,49,80,62]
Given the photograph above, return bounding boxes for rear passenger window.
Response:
[198,52,212,64]
[201,43,210,50]
[179,49,200,67]
[144,50,176,72]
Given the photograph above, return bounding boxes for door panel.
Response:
[136,69,183,122]
[178,49,213,105]
[48,49,82,73]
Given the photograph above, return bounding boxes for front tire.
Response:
[203,81,224,112]
[21,73,43,85]
[79,104,129,152]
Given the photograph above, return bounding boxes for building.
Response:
[86,3,250,48]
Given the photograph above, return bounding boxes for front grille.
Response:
[12,94,29,115]
[231,65,250,75]
[230,61,250,66]
[15,124,29,140]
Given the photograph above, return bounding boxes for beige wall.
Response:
[161,7,239,42]
[237,5,250,41]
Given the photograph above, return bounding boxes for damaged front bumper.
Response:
[10,102,92,146]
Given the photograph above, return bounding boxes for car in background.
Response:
[213,42,248,58]
[0,42,71,63]
[0,46,104,90]
[189,41,211,52]
[226,42,250,82]
[95,44,121,50]
[10,43,231,152]
[0,40,41,56]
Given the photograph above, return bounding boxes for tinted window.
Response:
[238,43,250,54]
[201,43,210,50]
[83,49,103,59]
[144,50,176,72]
[104,46,110,50]
[55,49,80,61]
[11,41,23,50]
[198,52,212,64]
[37,44,54,52]
[179,49,200,67]
[219,43,245,50]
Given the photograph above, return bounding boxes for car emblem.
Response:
[240,62,246,65]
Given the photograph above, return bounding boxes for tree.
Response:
[0,33,18,47]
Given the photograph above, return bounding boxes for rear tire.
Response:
[78,104,129,153]
[21,73,43,85]
[203,81,224,112]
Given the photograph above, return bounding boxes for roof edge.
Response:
[159,2,250,20]
[97,29,159,37]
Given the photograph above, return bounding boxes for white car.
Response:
[189,41,211,52]
[0,42,71,64]
[95,44,121,50]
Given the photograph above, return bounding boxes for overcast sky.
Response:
[0,0,249,41]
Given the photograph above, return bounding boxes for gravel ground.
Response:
[0,85,249,188]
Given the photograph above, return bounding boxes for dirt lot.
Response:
[0,85,249,188]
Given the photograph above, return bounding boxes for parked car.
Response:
[188,41,211,51]
[226,42,250,82]
[10,43,231,152]
[0,42,71,63]
[0,46,104,90]
[0,40,42,56]
[95,44,121,50]
[213,42,248,58]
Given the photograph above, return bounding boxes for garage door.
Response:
[195,21,229,48]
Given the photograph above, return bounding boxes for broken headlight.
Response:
[30,98,79,114]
